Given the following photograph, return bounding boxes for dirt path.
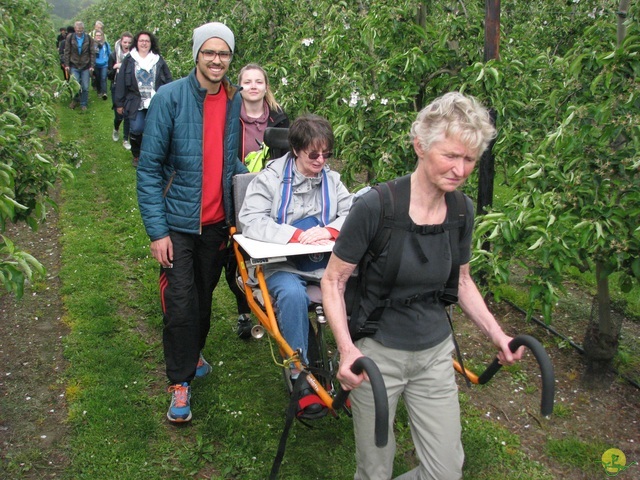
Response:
[454,297,640,479]
[0,198,70,478]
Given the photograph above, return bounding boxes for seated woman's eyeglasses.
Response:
[306,151,333,160]
[200,50,233,62]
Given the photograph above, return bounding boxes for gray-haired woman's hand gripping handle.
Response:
[332,356,389,447]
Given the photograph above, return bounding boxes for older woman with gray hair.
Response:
[321,92,524,480]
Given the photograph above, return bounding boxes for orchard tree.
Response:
[476,1,639,374]
[0,0,77,297]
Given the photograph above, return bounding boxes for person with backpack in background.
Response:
[92,31,111,100]
[230,63,290,339]
[321,92,524,480]
[56,27,67,48]
[108,31,133,150]
[90,21,107,93]
[58,26,74,81]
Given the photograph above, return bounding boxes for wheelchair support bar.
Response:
[332,357,388,447]
[477,334,555,416]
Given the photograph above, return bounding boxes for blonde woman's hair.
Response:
[410,92,496,159]
[238,63,283,112]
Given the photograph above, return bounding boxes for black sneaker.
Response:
[236,314,253,339]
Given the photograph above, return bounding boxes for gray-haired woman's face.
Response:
[414,135,478,193]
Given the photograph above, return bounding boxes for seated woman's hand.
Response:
[297,226,332,245]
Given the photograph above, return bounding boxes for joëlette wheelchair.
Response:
[229,128,388,478]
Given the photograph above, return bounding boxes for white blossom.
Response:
[380,98,389,105]
[281,77,288,86]
[349,90,360,107]
[302,38,314,47]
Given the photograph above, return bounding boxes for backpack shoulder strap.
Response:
[368,174,411,260]
[441,190,467,305]
[377,175,411,293]
[356,175,411,332]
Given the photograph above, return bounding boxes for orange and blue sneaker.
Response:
[195,353,211,378]
[167,383,192,423]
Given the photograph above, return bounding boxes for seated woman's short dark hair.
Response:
[288,114,334,153]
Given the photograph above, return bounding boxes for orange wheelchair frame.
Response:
[229,172,388,478]
[230,173,387,416]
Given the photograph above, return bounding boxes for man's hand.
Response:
[116,107,124,115]
[150,236,173,267]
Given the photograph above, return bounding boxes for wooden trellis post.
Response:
[478,0,500,216]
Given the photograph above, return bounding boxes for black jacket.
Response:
[114,53,172,120]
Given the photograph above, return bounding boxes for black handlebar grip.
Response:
[332,356,388,447]
[477,334,555,416]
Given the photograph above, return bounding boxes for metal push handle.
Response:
[477,334,555,416]
[332,356,388,447]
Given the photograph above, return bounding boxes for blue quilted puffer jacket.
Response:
[137,69,248,241]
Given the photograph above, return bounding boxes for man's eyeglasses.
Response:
[200,50,233,62]
[306,151,333,160]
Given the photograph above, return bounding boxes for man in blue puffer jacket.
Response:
[137,22,248,423]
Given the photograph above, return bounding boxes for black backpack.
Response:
[346,174,467,340]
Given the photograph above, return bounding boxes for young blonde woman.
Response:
[237,63,290,164]
[231,64,290,339]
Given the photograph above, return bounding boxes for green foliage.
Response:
[0,0,77,297]
[476,3,640,322]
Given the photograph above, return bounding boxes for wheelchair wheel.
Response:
[308,306,337,390]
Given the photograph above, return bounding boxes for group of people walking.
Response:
[57,22,285,171]
[58,17,523,479]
